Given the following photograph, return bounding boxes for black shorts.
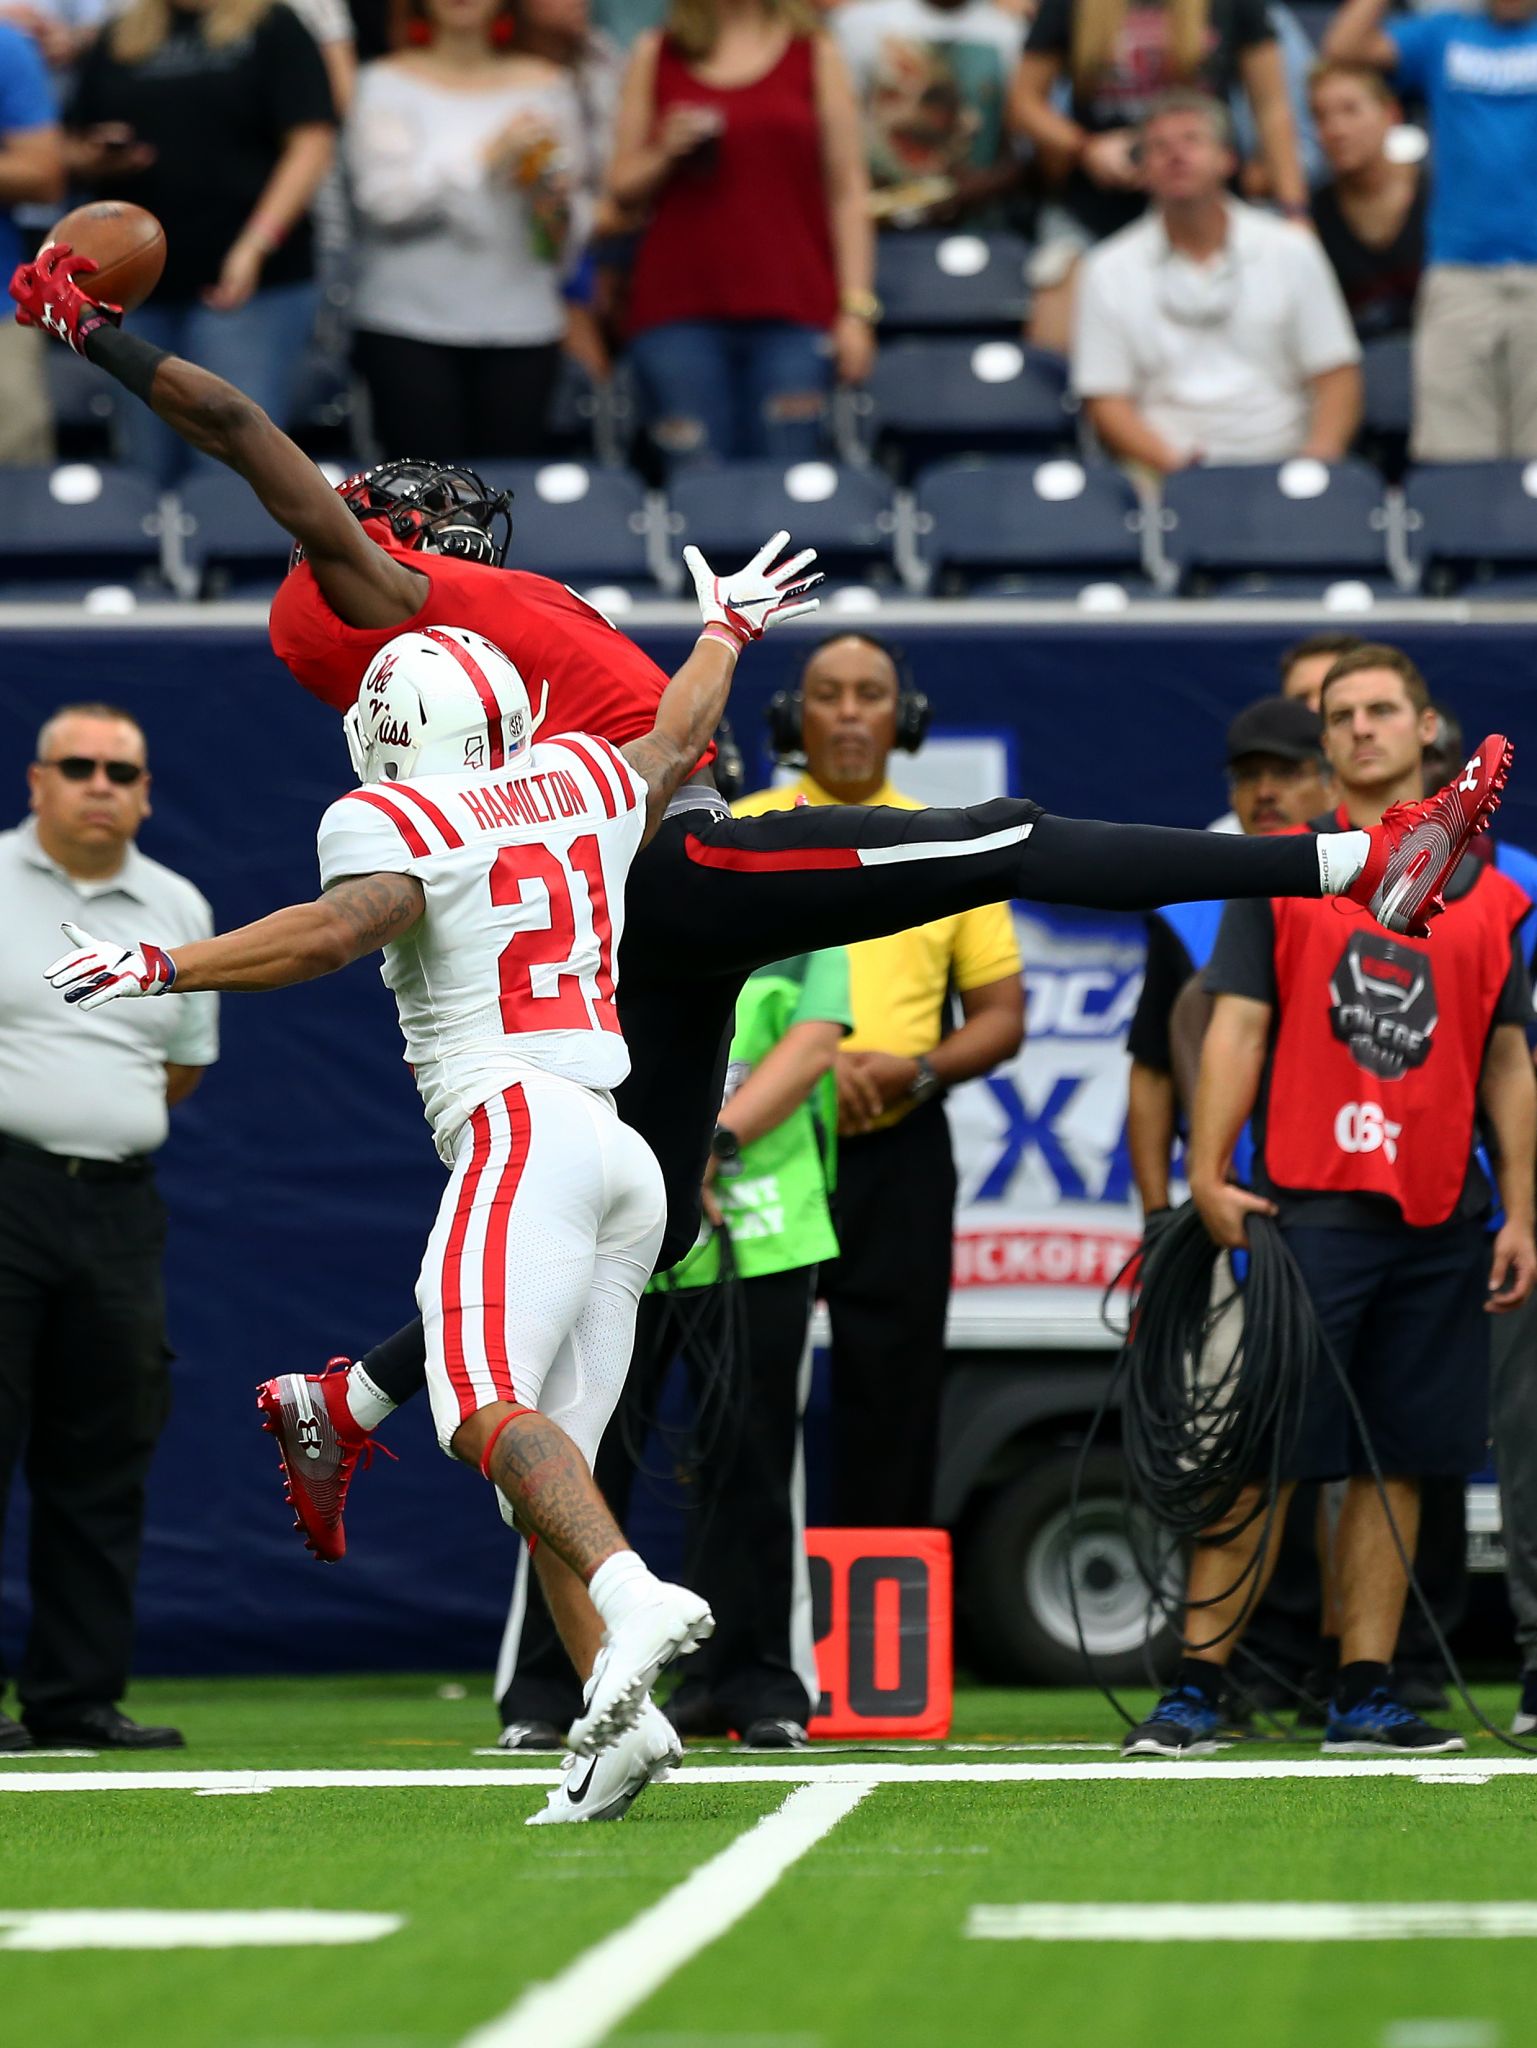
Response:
[1280,1218,1492,1482]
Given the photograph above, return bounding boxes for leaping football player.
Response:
[12,243,1515,1758]
[41,563,816,1774]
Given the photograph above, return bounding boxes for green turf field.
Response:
[4,1676,1534,2048]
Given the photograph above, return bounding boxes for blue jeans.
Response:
[627,318,832,465]
[118,279,322,487]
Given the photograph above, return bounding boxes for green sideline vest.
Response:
[660,953,846,1290]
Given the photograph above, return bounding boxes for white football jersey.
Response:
[316,732,649,1160]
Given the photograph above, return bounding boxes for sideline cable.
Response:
[620,1224,749,1508]
[1069,1202,1537,1756]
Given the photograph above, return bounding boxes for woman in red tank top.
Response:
[606,0,875,462]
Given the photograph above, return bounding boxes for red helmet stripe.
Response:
[423,627,505,770]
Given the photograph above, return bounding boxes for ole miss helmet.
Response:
[292,459,513,572]
[344,625,542,786]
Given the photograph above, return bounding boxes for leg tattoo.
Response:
[487,1410,626,1580]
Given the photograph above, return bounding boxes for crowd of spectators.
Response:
[0,0,1533,487]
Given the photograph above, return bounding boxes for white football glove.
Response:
[684,530,822,647]
[43,920,178,1012]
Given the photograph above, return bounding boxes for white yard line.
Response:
[2,1758,1535,1794]
[967,1902,1537,1943]
[457,1780,871,2048]
[0,1909,402,1950]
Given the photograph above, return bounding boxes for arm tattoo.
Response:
[620,735,682,807]
[488,1410,626,1579]
[324,873,425,958]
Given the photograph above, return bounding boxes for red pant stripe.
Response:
[442,1103,493,1418]
[480,1085,532,1404]
[683,834,861,874]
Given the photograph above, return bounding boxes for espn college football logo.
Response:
[1327,931,1437,1081]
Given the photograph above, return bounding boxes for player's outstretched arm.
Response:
[43,876,425,1007]
[9,243,426,630]
[621,532,821,845]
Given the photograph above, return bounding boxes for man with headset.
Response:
[735,633,1025,1526]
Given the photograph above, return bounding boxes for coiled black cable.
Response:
[1071,1200,1537,1755]
[619,1223,749,1509]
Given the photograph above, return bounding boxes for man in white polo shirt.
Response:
[0,702,216,1751]
[1072,91,1362,474]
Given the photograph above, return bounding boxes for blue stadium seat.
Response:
[912,456,1152,596]
[473,460,655,592]
[875,232,1031,336]
[175,470,292,597]
[46,347,117,460]
[859,339,1074,479]
[1405,461,1537,596]
[0,464,165,598]
[285,345,357,457]
[544,354,602,458]
[1153,459,1395,595]
[664,461,899,587]
[1359,335,1413,479]
[1362,336,1412,438]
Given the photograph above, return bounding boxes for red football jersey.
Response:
[269,531,707,757]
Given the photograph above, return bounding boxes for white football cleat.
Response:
[527,1699,682,1826]
[566,1581,714,1757]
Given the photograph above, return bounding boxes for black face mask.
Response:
[291,461,514,573]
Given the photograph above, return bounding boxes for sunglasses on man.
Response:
[36,756,146,786]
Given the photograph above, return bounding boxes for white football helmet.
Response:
[344,626,543,784]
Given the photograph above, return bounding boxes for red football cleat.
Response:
[255,1361,393,1563]
[1347,734,1512,937]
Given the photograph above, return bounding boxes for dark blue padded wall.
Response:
[0,617,1532,1676]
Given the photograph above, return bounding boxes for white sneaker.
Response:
[527,1700,682,1826]
[566,1581,714,1757]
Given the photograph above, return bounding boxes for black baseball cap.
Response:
[1226,696,1324,767]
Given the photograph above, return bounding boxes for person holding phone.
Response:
[606,0,875,462]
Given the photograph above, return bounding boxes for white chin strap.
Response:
[528,680,549,738]
[343,704,367,781]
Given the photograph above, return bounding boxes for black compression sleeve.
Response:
[82,324,169,407]
[359,1319,429,1404]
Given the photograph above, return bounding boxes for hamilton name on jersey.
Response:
[457,764,590,835]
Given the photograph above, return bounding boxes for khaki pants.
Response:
[1413,264,1537,462]
[0,319,53,466]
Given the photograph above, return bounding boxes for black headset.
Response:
[765,631,932,765]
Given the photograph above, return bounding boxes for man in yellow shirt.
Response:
[737,633,1025,1526]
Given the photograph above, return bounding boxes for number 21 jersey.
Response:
[316,732,648,1162]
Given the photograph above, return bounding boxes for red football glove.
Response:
[9,242,122,356]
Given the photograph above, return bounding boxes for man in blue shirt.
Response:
[0,22,60,463]
[1327,0,1537,459]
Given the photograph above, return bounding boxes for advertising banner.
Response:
[946,906,1146,1349]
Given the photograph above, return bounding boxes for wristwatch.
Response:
[840,288,883,324]
[907,1056,941,1108]
[709,1124,743,1175]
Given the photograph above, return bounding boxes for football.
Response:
[44,199,166,312]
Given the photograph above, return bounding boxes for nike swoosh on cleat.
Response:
[566,1758,600,1805]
